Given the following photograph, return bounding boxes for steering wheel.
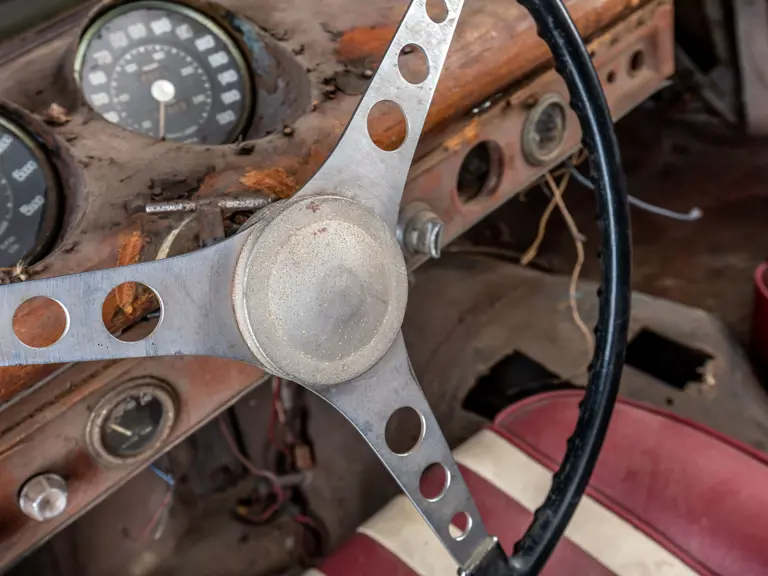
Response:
[0,0,630,574]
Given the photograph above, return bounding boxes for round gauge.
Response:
[522,93,568,166]
[75,1,253,144]
[0,115,61,268]
[87,378,177,466]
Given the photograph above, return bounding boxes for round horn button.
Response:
[233,196,408,386]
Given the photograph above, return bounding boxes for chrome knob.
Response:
[18,473,68,522]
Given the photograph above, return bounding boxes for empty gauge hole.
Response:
[457,141,504,203]
[449,511,472,540]
[368,100,407,151]
[13,297,69,348]
[606,70,617,84]
[419,463,450,501]
[399,44,429,84]
[629,49,645,74]
[102,282,162,343]
[385,406,425,455]
[426,0,449,23]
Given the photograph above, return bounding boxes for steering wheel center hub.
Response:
[233,196,408,386]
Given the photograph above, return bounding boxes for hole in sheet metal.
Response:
[13,297,69,348]
[629,49,646,75]
[457,141,504,203]
[368,100,407,151]
[449,511,472,540]
[426,0,449,23]
[103,282,162,342]
[399,44,429,84]
[420,463,451,501]
[385,406,425,455]
[625,329,713,390]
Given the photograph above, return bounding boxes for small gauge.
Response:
[0,115,61,268]
[75,1,253,144]
[87,378,177,466]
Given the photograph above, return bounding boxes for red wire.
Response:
[218,418,286,510]
[139,490,173,541]
[292,514,319,530]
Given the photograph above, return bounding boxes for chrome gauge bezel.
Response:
[73,0,254,144]
[86,377,178,467]
[0,113,62,269]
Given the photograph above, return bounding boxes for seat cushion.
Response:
[307,390,768,575]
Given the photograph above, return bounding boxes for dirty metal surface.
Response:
[32,253,761,576]
[404,256,768,451]
[0,0,671,566]
[0,356,265,570]
[0,0,655,403]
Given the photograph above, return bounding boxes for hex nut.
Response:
[399,203,445,259]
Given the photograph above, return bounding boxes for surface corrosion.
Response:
[0,0,648,404]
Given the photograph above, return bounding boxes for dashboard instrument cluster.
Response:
[0,0,674,570]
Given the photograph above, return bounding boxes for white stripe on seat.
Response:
[358,494,458,575]
[454,430,699,576]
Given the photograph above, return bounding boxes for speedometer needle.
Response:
[150,79,176,140]
[159,101,166,141]
[110,423,133,437]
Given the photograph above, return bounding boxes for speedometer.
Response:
[0,115,61,269]
[74,1,253,144]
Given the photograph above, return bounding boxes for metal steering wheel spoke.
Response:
[0,234,253,367]
[294,0,465,230]
[315,333,489,566]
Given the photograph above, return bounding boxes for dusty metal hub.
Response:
[233,196,409,385]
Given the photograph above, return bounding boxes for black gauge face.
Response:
[100,390,168,458]
[0,117,60,268]
[76,1,252,144]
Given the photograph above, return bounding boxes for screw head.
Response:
[19,473,68,522]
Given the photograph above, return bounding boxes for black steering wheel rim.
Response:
[497,0,632,574]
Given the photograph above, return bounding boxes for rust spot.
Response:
[239,167,298,199]
[42,102,72,126]
[337,25,396,64]
[307,201,321,213]
[443,118,480,153]
[115,230,145,315]
[313,227,328,236]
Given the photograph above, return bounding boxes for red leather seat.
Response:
[307,390,768,576]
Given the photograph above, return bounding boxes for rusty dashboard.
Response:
[0,0,673,568]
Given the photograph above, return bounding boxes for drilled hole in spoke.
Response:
[368,100,407,151]
[399,44,429,84]
[102,282,162,343]
[13,297,69,348]
[449,511,472,541]
[419,463,450,501]
[426,0,449,23]
[385,406,425,455]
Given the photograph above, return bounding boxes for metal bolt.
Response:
[19,473,68,522]
[399,203,445,259]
